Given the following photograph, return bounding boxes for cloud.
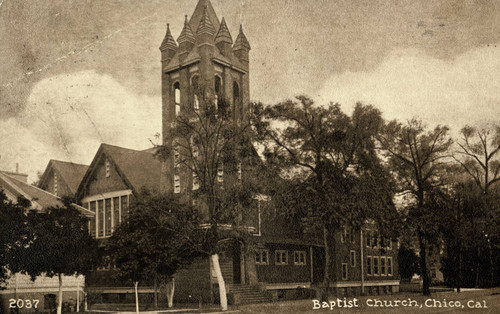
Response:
[0,71,161,181]
[316,45,500,133]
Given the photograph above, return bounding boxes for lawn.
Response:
[235,288,500,314]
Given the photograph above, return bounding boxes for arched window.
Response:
[214,75,222,111]
[174,82,181,116]
[233,81,240,117]
[191,75,199,111]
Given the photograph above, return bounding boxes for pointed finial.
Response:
[234,24,250,51]
[160,22,178,51]
[215,17,233,44]
[197,5,216,37]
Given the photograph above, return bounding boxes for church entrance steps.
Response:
[227,284,272,305]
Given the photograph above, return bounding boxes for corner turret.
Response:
[233,25,251,64]
[178,15,196,60]
[160,24,178,63]
[215,18,233,57]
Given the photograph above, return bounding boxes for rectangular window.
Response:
[350,228,355,243]
[255,249,269,265]
[350,250,356,267]
[54,172,58,196]
[217,164,224,183]
[387,239,392,250]
[293,251,306,266]
[275,250,288,265]
[387,257,393,276]
[105,159,110,178]
[366,256,372,276]
[113,197,120,231]
[373,256,379,276]
[174,174,181,193]
[105,198,112,237]
[237,162,242,181]
[342,263,348,280]
[120,195,129,222]
[88,202,96,238]
[97,200,104,238]
[373,232,379,248]
[192,172,199,191]
[381,257,386,276]
[366,231,371,248]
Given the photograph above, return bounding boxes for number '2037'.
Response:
[9,299,40,309]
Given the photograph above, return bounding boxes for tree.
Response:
[156,81,258,311]
[10,200,99,314]
[107,191,202,311]
[378,119,452,295]
[0,191,31,286]
[256,96,398,298]
[454,125,500,287]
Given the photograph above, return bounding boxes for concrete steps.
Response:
[228,284,271,304]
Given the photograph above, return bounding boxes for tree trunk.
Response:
[475,247,480,288]
[134,281,140,314]
[321,226,332,301]
[166,278,175,308]
[457,243,462,293]
[211,254,228,311]
[57,273,63,314]
[488,242,494,288]
[153,275,158,308]
[418,231,430,296]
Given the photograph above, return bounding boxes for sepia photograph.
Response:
[1,0,500,313]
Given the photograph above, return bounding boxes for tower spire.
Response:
[215,17,233,44]
[233,24,251,51]
[160,23,178,51]
[197,5,216,38]
[178,15,196,45]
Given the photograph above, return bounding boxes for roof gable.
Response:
[76,144,162,199]
[39,160,89,196]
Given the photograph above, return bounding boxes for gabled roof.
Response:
[164,48,201,73]
[189,0,220,34]
[0,172,94,217]
[76,144,162,199]
[38,160,89,196]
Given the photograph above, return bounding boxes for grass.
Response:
[235,288,500,314]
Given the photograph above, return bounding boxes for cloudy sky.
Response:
[1,0,500,181]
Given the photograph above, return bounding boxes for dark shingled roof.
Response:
[189,0,220,34]
[160,24,178,51]
[234,25,251,51]
[0,172,94,217]
[79,144,162,196]
[49,160,89,195]
[215,18,233,44]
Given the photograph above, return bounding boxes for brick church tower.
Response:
[159,0,251,194]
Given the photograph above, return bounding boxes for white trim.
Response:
[189,65,199,73]
[81,190,132,203]
[328,280,400,288]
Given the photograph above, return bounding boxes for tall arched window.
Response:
[174,82,181,116]
[191,75,199,111]
[233,81,240,117]
[214,75,222,111]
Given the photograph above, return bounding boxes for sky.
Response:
[1,0,500,181]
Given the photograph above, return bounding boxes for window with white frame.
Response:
[381,256,386,276]
[85,193,130,239]
[387,257,393,276]
[174,82,181,116]
[192,172,199,191]
[217,164,224,183]
[105,159,111,178]
[174,145,181,193]
[350,250,356,267]
[342,263,348,280]
[366,231,371,248]
[275,250,288,265]
[373,256,379,275]
[54,172,58,196]
[293,251,306,266]
[255,249,269,265]
[366,256,372,276]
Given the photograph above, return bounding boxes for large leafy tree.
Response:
[378,119,452,295]
[106,191,202,312]
[0,191,31,286]
[453,125,500,287]
[156,81,258,311]
[256,96,398,297]
[10,200,99,314]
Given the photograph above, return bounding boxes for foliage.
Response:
[398,245,420,280]
[378,119,452,295]
[8,201,100,280]
[106,190,203,284]
[0,191,31,286]
[255,96,398,292]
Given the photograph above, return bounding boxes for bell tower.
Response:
[159,0,251,193]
